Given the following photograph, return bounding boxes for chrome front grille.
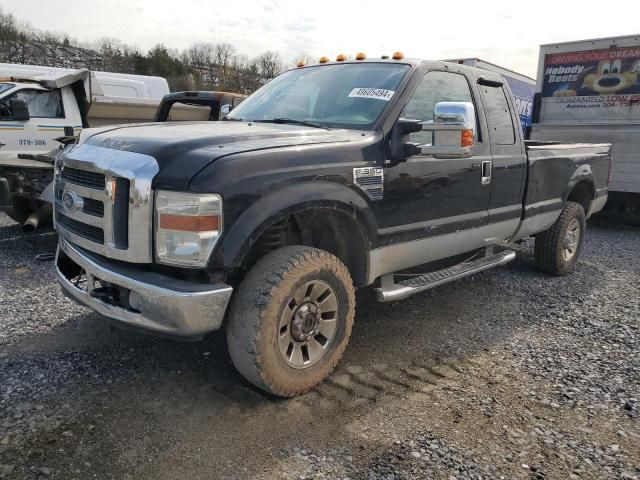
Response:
[57,213,105,244]
[55,188,104,218]
[61,167,106,190]
[53,144,159,263]
[83,197,104,217]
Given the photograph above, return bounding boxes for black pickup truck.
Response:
[53,56,610,397]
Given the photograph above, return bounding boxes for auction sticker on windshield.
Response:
[348,88,395,101]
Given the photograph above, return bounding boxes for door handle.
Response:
[481,160,492,185]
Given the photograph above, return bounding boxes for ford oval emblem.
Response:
[62,191,84,213]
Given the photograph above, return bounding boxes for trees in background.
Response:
[0,7,286,94]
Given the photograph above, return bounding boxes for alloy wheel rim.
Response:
[562,218,581,262]
[278,280,339,369]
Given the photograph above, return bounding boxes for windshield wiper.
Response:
[254,118,329,130]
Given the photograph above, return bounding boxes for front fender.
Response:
[211,181,377,269]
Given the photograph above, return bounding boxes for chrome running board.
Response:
[375,250,516,302]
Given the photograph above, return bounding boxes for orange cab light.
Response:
[319,56,330,63]
[392,51,405,60]
[336,54,347,62]
[355,52,366,60]
[297,60,305,67]
[160,214,220,232]
[461,129,474,148]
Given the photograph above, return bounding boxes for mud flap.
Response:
[39,180,56,203]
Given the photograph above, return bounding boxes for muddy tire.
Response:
[226,246,356,397]
[535,201,586,276]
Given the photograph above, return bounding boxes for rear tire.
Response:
[534,201,586,276]
[4,197,33,225]
[226,246,355,397]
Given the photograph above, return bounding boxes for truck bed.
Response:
[513,141,611,241]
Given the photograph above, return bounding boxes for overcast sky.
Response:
[4,0,639,78]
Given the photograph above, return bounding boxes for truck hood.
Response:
[82,121,361,189]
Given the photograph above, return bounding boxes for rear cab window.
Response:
[480,85,516,145]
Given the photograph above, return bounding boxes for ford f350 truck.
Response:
[53,54,610,397]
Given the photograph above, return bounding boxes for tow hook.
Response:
[89,286,119,300]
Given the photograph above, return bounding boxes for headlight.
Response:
[155,191,222,267]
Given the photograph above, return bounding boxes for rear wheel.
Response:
[534,201,586,276]
[226,246,355,397]
[4,197,33,224]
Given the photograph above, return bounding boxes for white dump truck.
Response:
[531,35,640,213]
[0,64,170,229]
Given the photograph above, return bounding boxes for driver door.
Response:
[374,70,492,246]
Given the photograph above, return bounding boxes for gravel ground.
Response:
[0,212,638,479]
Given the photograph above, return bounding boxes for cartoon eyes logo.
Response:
[582,57,639,94]
[599,59,623,74]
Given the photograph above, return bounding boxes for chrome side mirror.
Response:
[418,102,475,158]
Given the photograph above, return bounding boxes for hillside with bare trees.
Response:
[0,7,296,93]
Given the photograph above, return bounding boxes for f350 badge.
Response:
[353,167,384,201]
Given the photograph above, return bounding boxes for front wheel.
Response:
[226,246,356,397]
[534,201,586,276]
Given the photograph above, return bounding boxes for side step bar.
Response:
[375,250,516,302]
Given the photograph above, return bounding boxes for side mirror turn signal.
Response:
[391,102,475,162]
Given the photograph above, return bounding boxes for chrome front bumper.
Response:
[56,238,233,339]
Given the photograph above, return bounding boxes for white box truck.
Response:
[531,35,640,212]
[0,64,170,229]
[444,58,536,136]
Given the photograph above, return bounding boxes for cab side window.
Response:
[480,85,515,145]
[7,89,64,118]
[403,71,475,146]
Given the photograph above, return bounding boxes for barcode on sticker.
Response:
[348,88,395,101]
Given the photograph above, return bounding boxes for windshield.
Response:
[0,83,15,96]
[228,63,410,129]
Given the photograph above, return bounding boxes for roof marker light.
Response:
[392,51,404,60]
[319,56,329,63]
[355,52,366,60]
[336,54,347,62]
[297,60,305,67]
